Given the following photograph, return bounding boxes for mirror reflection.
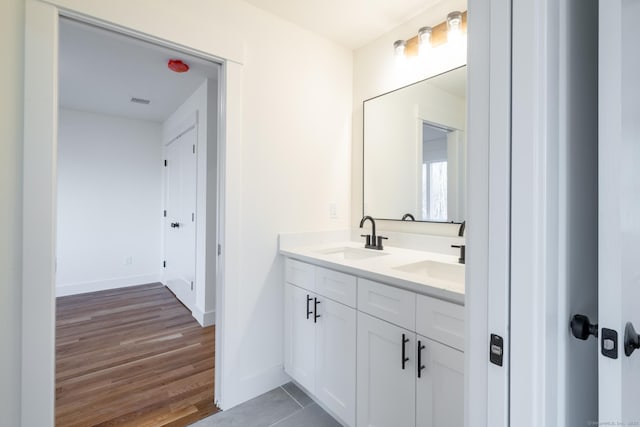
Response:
[363,65,466,223]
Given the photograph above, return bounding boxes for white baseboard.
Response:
[219,364,289,410]
[56,273,162,297]
[192,306,216,327]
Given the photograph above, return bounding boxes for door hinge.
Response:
[192,144,196,154]
[164,159,167,167]
[192,212,195,222]
[190,281,194,291]
[218,244,221,256]
[163,210,167,217]
[163,260,166,268]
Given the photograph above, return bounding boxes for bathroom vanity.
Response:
[280,240,464,427]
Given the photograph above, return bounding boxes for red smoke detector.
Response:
[168,59,189,73]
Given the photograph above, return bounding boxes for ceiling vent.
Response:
[130,97,151,105]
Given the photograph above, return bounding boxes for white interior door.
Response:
[599,0,640,423]
[164,125,197,309]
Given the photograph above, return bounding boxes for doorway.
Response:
[54,17,223,425]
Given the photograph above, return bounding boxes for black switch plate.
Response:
[490,334,504,366]
[601,328,618,359]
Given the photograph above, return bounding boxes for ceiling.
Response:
[243,0,457,49]
[59,19,219,122]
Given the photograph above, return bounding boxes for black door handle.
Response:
[624,322,640,357]
[417,340,426,378]
[570,314,598,340]
[402,334,409,369]
[314,298,321,323]
[170,222,180,228]
[306,295,313,320]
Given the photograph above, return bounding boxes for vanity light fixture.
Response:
[393,11,467,59]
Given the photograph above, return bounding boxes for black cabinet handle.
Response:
[306,295,313,320]
[417,340,426,378]
[314,298,321,323]
[402,334,409,369]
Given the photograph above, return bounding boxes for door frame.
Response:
[22,1,232,425]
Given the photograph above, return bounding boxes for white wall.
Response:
[24,0,353,412]
[0,0,24,424]
[56,108,163,295]
[352,0,467,237]
[162,78,219,325]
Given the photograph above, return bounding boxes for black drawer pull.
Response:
[402,334,410,369]
[314,298,321,323]
[417,340,426,378]
[306,295,313,320]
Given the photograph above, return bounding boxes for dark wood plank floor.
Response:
[56,283,219,427]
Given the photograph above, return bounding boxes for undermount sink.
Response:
[392,260,465,283]
[316,246,388,260]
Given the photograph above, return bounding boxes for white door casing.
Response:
[599,0,640,424]
[164,125,197,309]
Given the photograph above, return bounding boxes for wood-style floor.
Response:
[56,283,219,427]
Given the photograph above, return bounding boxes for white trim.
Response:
[23,2,58,425]
[192,307,216,327]
[510,0,560,426]
[465,0,492,425]
[23,3,230,423]
[56,274,162,297]
[487,1,512,426]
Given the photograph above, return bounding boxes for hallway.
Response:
[55,283,218,426]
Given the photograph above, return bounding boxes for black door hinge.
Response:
[163,210,167,217]
[192,144,196,154]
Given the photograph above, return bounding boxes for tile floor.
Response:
[190,382,342,427]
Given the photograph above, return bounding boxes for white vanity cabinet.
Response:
[356,278,465,427]
[284,259,357,426]
[283,256,464,427]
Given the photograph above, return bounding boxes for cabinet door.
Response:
[416,336,464,427]
[357,312,415,427]
[284,284,316,393]
[315,297,356,426]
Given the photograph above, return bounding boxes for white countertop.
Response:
[279,241,465,305]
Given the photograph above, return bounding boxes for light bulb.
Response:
[418,27,432,57]
[447,11,463,43]
[393,40,407,58]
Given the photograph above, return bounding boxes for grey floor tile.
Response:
[271,403,342,427]
[281,382,314,408]
[190,388,301,427]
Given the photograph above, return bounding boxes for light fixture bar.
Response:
[403,10,467,57]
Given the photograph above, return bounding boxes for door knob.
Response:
[170,222,180,228]
[624,322,640,357]
[570,314,598,340]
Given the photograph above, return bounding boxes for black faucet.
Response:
[359,216,387,250]
[401,213,415,221]
[458,220,466,237]
[451,244,465,264]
